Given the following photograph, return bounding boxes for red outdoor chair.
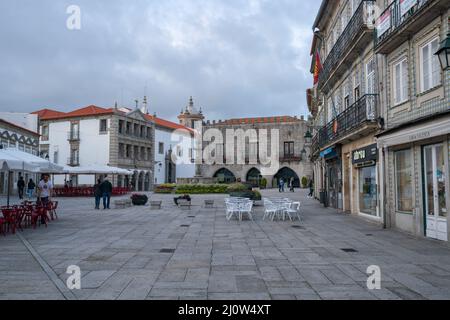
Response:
[47,201,58,220]
[1,208,17,234]
[31,206,49,229]
[0,217,5,236]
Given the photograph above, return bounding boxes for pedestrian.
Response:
[100,179,113,209]
[93,179,102,210]
[308,179,314,198]
[38,174,53,205]
[27,178,36,199]
[289,177,295,192]
[279,178,285,193]
[17,176,25,199]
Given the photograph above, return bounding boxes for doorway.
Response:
[423,144,448,241]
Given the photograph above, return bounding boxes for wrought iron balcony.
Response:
[67,156,80,166]
[375,0,446,54]
[318,0,375,90]
[316,94,378,149]
[280,154,303,163]
[67,131,80,141]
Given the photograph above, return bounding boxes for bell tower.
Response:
[177,96,205,129]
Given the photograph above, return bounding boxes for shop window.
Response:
[395,149,413,212]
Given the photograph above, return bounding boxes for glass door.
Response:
[423,144,448,241]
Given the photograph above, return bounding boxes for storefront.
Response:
[352,144,378,218]
[321,146,342,209]
[377,114,450,241]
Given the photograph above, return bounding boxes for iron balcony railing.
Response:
[318,0,375,89]
[316,94,378,149]
[67,131,80,141]
[280,154,303,163]
[375,0,430,47]
[67,156,80,166]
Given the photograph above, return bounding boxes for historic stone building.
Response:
[177,99,313,188]
[33,105,155,191]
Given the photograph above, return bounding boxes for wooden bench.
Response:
[204,200,215,208]
[150,201,162,210]
[114,199,132,209]
[177,199,192,210]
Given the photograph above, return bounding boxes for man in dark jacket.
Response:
[100,179,113,209]
[17,176,25,199]
[93,179,102,210]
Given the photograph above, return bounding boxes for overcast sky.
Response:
[0,0,320,122]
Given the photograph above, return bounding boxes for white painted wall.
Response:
[154,127,195,184]
[42,118,110,186]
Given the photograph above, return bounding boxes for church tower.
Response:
[177,96,205,129]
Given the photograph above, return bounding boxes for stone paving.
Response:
[1,189,450,300]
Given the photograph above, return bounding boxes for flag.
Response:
[313,50,322,85]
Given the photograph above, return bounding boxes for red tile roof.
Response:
[32,106,115,120]
[145,114,193,133]
[31,108,66,119]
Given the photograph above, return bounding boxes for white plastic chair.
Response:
[285,202,301,221]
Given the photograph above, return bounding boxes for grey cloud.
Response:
[0,0,320,121]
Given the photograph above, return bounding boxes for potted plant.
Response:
[131,194,148,206]
[259,177,267,189]
[301,177,308,189]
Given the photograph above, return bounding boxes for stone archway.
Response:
[274,167,300,188]
[213,168,237,184]
[246,168,262,187]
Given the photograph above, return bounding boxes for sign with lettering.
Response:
[352,144,378,165]
[377,10,391,37]
[400,0,416,16]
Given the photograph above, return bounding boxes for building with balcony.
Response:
[33,104,155,191]
[309,0,382,219]
[374,0,450,241]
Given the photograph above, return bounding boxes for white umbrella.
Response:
[0,148,64,206]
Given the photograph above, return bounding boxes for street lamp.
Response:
[435,33,450,70]
[304,131,313,144]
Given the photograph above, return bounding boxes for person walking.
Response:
[27,178,36,199]
[289,177,295,192]
[17,176,25,200]
[308,179,314,198]
[38,174,53,206]
[279,178,285,193]
[93,179,102,210]
[100,179,113,209]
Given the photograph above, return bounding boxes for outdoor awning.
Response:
[62,165,134,175]
[0,148,64,173]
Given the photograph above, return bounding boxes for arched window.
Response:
[214,168,236,184]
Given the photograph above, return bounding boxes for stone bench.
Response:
[204,200,215,208]
[114,199,132,209]
[150,201,162,210]
[177,199,192,210]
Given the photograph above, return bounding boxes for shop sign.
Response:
[352,144,378,165]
